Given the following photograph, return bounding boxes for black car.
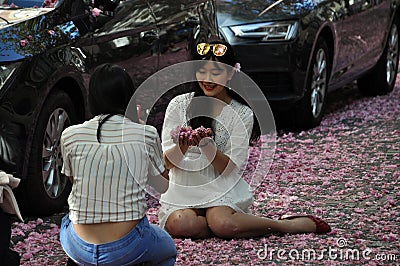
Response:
[217,0,400,128]
[0,0,216,215]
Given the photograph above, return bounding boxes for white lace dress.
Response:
[158,92,254,228]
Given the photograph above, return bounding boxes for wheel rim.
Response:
[42,108,70,199]
[310,48,327,118]
[386,23,399,86]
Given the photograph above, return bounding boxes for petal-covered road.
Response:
[11,80,400,265]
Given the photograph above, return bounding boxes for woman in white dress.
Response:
[159,41,331,239]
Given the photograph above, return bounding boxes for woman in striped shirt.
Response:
[60,64,176,265]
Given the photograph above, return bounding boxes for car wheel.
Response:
[358,18,400,95]
[295,37,330,129]
[23,90,77,215]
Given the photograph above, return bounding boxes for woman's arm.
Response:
[148,169,169,193]
[160,169,169,180]
[198,137,237,176]
[199,106,254,175]
[165,132,238,175]
[163,133,191,169]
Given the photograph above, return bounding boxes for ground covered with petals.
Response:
[11,82,400,265]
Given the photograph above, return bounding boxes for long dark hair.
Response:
[188,40,261,143]
[89,63,138,142]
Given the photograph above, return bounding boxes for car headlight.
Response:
[0,62,20,90]
[230,21,298,41]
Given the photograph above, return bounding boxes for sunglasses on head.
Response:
[196,43,228,57]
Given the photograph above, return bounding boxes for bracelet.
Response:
[198,138,213,148]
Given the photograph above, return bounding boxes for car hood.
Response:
[0,8,78,62]
[217,0,318,27]
[0,8,52,29]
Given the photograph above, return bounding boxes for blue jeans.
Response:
[60,215,177,266]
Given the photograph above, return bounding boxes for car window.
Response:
[91,0,154,34]
[89,0,157,86]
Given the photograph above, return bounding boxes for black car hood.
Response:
[0,8,79,62]
[0,8,52,27]
[217,0,317,26]
[0,8,50,61]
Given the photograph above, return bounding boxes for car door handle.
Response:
[140,30,159,45]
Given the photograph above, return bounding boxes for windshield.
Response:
[0,0,58,8]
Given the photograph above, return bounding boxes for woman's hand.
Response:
[164,132,193,169]
[172,126,212,147]
[188,131,201,146]
[180,128,212,147]
[178,132,191,154]
[165,127,214,170]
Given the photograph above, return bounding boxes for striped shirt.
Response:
[61,115,164,224]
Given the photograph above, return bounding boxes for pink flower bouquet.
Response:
[170,126,212,144]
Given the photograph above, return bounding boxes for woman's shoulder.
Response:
[169,92,194,106]
[61,117,98,139]
[231,99,253,117]
[143,124,159,137]
[123,121,159,138]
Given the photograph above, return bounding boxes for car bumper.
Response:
[234,43,307,101]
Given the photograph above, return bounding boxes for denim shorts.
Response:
[60,215,177,266]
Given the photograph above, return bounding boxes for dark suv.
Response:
[216,0,400,128]
[0,0,216,215]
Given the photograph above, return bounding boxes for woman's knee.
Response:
[165,210,205,238]
[207,215,239,239]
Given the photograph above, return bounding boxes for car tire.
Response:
[357,18,400,96]
[22,90,77,216]
[295,37,331,129]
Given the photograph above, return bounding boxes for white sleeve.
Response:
[224,107,253,169]
[161,94,189,153]
[145,126,166,177]
[60,132,72,177]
